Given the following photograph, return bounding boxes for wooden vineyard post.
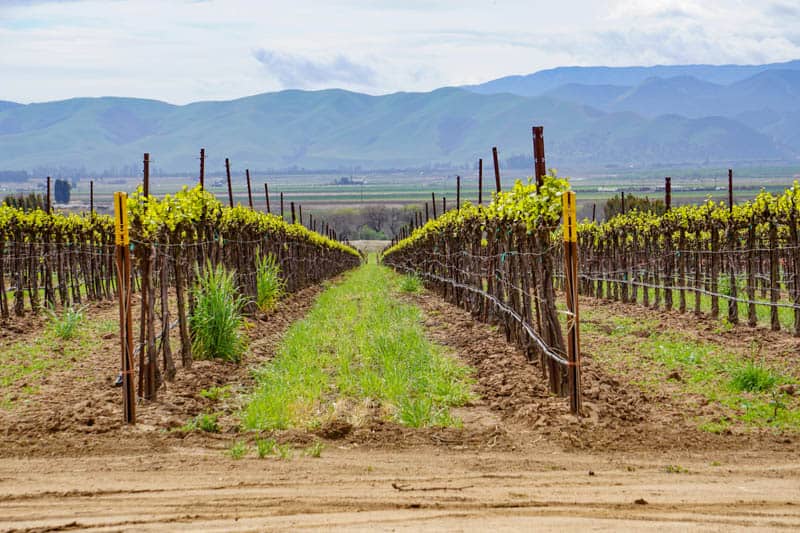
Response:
[246,169,253,209]
[492,147,501,192]
[478,158,483,205]
[225,158,234,208]
[562,190,581,415]
[533,126,545,188]
[199,148,205,189]
[114,192,135,424]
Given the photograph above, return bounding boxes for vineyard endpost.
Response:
[143,153,150,196]
[425,202,429,222]
[727,171,739,324]
[291,202,296,224]
[114,192,135,424]
[533,126,545,188]
[280,192,284,220]
[478,158,483,205]
[492,147,501,192]
[90,180,94,214]
[225,158,234,208]
[432,193,437,218]
[246,169,253,209]
[46,176,51,213]
[456,175,461,210]
[199,148,205,190]
[264,183,270,213]
[563,190,582,415]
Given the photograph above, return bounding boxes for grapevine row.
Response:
[382,175,574,396]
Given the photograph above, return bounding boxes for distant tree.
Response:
[604,194,666,220]
[54,179,71,204]
[363,205,388,233]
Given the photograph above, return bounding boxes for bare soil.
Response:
[1,283,799,531]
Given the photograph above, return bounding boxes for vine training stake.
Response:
[562,190,582,414]
[114,192,136,424]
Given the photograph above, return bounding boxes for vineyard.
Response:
[3,147,800,530]
[575,184,800,333]
[0,184,360,405]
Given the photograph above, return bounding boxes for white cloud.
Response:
[0,0,797,103]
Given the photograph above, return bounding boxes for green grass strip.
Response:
[242,261,475,431]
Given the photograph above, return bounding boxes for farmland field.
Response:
[2,169,800,531]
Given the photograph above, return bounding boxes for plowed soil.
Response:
[1,281,799,531]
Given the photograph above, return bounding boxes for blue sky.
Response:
[1,0,799,104]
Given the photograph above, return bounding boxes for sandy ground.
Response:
[2,444,799,531]
[1,275,799,531]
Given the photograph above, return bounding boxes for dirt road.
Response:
[2,442,799,531]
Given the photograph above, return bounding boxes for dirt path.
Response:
[2,446,799,531]
[1,269,800,531]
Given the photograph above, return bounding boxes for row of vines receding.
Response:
[1,185,361,399]
[382,175,575,397]
[573,183,800,335]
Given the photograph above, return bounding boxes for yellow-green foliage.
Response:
[383,173,570,258]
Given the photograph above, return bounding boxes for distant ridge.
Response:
[2,61,800,173]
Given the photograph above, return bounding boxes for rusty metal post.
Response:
[533,126,546,188]
[432,192,437,218]
[199,148,205,190]
[621,191,625,215]
[728,169,734,211]
[592,203,596,222]
[478,158,483,205]
[246,169,253,209]
[225,158,233,207]
[299,205,303,226]
[492,146,501,193]
[442,196,446,214]
[264,183,271,213]
[665,177,672,210]
[143,153,150,197]
[425,202,429,222]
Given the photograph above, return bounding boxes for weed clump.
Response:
[730,361,778,392]
[399,273,422,293]
[256,252,286,312]
[46,305,86,340]
[189,262,247,363]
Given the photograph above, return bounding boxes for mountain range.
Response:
[1,60,799,174]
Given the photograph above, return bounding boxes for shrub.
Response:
[256,252,286,312]
[189,262,247,362]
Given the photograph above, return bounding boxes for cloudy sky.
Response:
[1,0,799,104]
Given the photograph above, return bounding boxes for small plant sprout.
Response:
[256,438,277,458]
[228,440,249,460]
[46,305,86,340]
[304,440,324,458]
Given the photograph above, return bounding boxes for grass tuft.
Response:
[399,273,422,293]
[189,262,247,363]
[256,252,286,312]
[729,361,778,392]
[228,440,249,460]
[46,305,86,340]
[180,412,221,433]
